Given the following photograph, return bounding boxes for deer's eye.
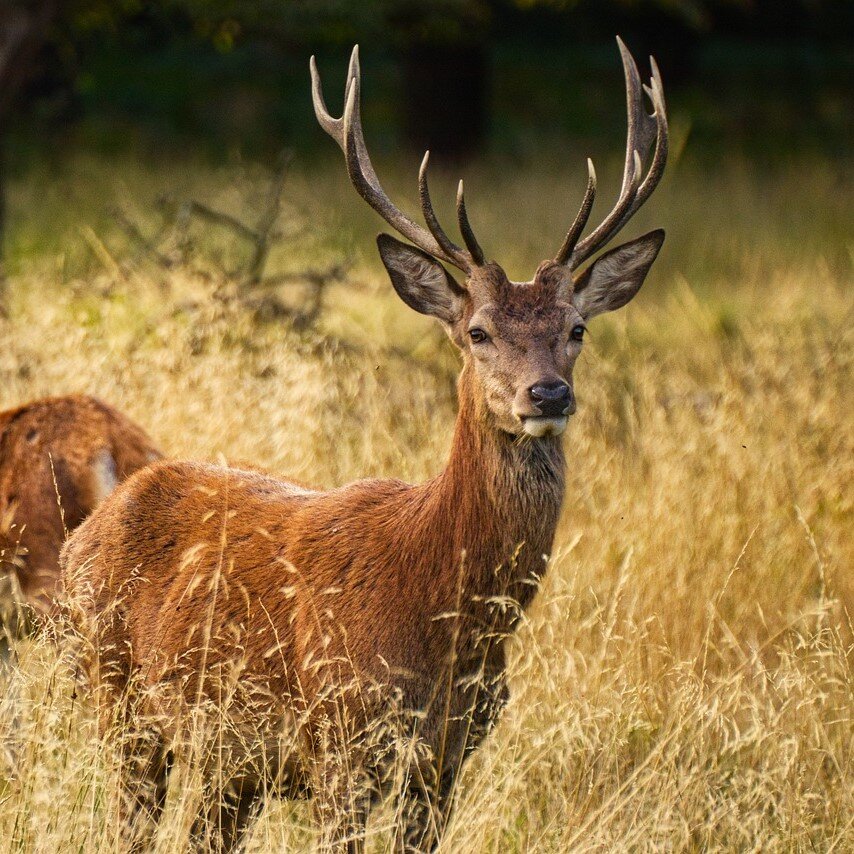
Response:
[469,328,490,344]
[571,324,586,342]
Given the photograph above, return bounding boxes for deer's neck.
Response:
[425,364,566,612]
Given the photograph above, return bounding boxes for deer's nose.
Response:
[529,381,574,417]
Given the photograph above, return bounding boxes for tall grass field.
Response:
[0,142,851,851]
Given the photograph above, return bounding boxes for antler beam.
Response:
[311,46,484,274]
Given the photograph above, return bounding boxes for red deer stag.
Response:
[0,395,160,639]
[62,38,667,853]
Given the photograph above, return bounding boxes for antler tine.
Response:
[312,46,478,273]
[564,38,669,270]
[456,180,485,266]
[310,55,343,145]
[617,37,657,195]
[569,150,642,268]
[555,158,597,265]
[418,152,470,268]
[340,48,390,204]
[625,57,668,215]
[606,53,668,242]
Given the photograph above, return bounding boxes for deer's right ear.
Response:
[377,234,466,324]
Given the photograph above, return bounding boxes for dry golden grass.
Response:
[0,146,851,851]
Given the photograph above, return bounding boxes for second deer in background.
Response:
[0,395,160,642]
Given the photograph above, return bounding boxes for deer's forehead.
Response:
[468,261,570,304]
[468,295,570,342]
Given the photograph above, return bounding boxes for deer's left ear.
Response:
[572,230,664,319]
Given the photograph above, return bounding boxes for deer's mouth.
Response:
[521,416,568,438]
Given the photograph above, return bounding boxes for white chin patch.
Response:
[522,417,568,438]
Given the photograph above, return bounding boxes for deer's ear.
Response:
[377,234,466,324]
[572,230,664,320]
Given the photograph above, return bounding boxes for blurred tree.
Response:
[0,0,59,268]
[386,1,492,160]
[0,0,172,261]
[164,0,494,158]
[0,2,59,119]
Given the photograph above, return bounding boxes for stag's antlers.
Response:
[310,46,484,273]
[556,37,669,270]
[311,38,667,277]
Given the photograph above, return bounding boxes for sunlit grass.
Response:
[0,146,851,851]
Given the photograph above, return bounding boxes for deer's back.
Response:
[62,460,319,698]
[61,458,466,716]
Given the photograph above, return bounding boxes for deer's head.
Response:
[312,40,667,439]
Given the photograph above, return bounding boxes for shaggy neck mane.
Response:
[415,362,566,616]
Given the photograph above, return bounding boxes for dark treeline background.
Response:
[0,0,851,248]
